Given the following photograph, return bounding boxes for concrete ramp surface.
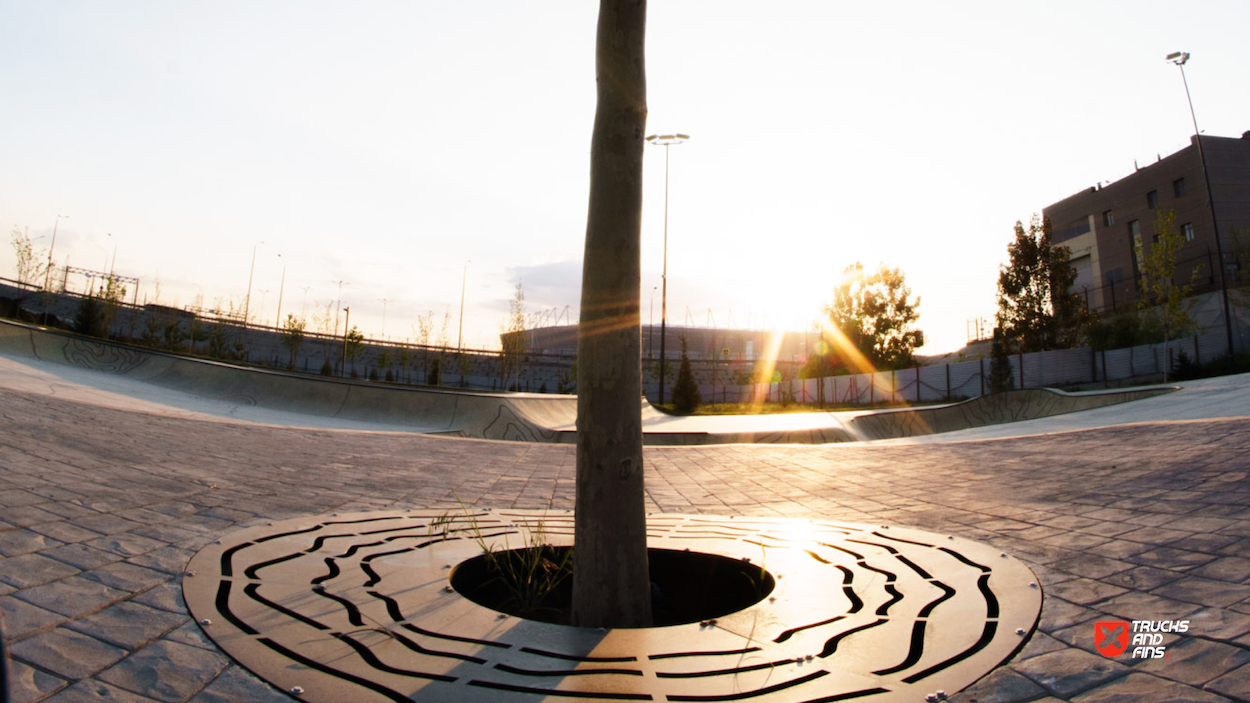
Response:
[0,320,1180,444]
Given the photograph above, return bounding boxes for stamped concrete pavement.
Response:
[1,367,1249,702]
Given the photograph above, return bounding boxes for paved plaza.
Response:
[1,354,1250,701]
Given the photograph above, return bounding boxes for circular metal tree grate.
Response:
[183,511,1041,702]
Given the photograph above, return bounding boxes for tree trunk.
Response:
[572,0,651,628]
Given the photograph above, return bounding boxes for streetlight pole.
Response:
[331,280,349,336]
[243,241,264,328]
[275,254,286,327]
[258,289,270,326]
[646,133,689,404]
[106,233,117,278]
[44,214,69,292]
[649,285,657,358]
[341,306,351,378]
[457,260,470,351]
[1167,51,1235,360]
[380,298,389,339]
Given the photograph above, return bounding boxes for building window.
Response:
[1173,178,1187,197]
[1103,210,1114,226]
[1130,220,1143,280]
[1182,223,1195,242]
[1147,190,1159,208]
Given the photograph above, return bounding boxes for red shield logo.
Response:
[1095,620,1129,657]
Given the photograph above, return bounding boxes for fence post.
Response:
[1018,353,1024,389]
[980,359,985,396]
[916,366,921,403]
[945,364,951,400]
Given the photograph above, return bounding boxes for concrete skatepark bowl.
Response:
[0,321,1174,446]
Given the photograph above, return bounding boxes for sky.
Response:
[3,1,1249,354]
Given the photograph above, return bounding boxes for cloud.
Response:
[506,260,583,318]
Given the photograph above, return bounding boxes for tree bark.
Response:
[572,0,651,628]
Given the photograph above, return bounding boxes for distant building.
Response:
[505,324,812,362]
[1042,132,1250,312]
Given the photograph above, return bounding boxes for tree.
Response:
[344,325,364,378]
[670,337,701,413]
[499,284,527,391]
[823,262,925,371]
[573,0,651,628]
[281,314,306,370]
[378,348,393,382]
[415,310,435,382]
[10,226,50,293]
[800,335,846,407]
[1139,209,1203,382]
[988,327,1015,393]
[78,274,128,339]
[996,214,1090,353]
[397,347,411,384]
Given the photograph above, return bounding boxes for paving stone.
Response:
[126,545,194,574]
[1186,607,1250,640]
[14,575,128,618]
[29,520,109,544]
[1102,566,1185,591]
[6,657,67,703]
[1,594,68,639]
[1129,547,1218,572]
[1012,648,1132,698]
[1189,556,1250,584]
[948,665,1046,702]
[1050,554,1135,579]
[0,527,66,556]
[1162,516,1240,533]
[40,680,162,703]
[1097,591,1205,622]
[1086,539,1155,561]
[163,619,215,651]
[186,665,292,703]
[37,502,102,521]
[1133,635,1250,686]
[1172,533,1243,554]
[1070,671,1233,702]
[1152,576,1250,608]
[1014,631,1069,661]
[72,514,143,535]
[1217,537,1250,558]
[1205,662,1250,701]
[1044,578,1128,607]
[81,562,170,593]
[1038,598,1100,633]
[0,552,82,588]
[8,626,128,680]
[67,600,187,649]
[0,505,64,527]
[85,533,167,559]
[42,543,124,570]
[99,640,229,703]
[130,580,185,613]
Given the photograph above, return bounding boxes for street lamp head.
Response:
[646,133,690,146]
[1166,51,1189,65]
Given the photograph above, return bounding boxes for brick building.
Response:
[1042,131,1250,312]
